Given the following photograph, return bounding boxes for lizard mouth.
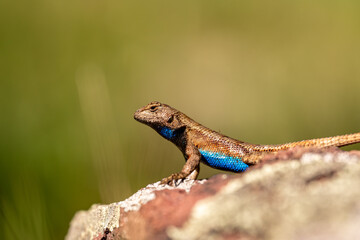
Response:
[133,109,154,125]
[133,110,144,122]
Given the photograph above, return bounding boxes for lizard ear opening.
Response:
[167,114,184,129]
[167,115,174,123]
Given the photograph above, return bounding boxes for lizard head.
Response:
[134,101,185,139]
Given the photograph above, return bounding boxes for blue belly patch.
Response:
[159,127,176,139]
[199,149,249,172]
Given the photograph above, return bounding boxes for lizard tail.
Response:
[281,132,360,149]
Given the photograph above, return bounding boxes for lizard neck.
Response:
[159,127,177,139]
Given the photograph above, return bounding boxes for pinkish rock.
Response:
[66,149,360,240]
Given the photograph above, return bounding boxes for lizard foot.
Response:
[160,172,187,186]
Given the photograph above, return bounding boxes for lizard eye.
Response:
[149,105,158,112]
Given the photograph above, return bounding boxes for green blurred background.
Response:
[1,0,359,239]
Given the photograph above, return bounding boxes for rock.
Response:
[66,149,360,240]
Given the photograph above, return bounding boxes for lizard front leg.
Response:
[161,145,201,185]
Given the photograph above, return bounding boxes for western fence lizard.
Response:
[134,101,360,185]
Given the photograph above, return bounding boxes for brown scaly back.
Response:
[134,101,360,184]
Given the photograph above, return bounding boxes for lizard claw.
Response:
[160,172,187,186]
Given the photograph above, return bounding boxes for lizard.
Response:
[134,101,360,185]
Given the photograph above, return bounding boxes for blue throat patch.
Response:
[199,149,249,172]
[159,127,177,139]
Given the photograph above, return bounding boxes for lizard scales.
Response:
[134,101,360,184]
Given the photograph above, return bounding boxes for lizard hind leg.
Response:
[241,152,265,165]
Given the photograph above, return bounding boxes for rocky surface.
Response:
[66,148,360,240]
